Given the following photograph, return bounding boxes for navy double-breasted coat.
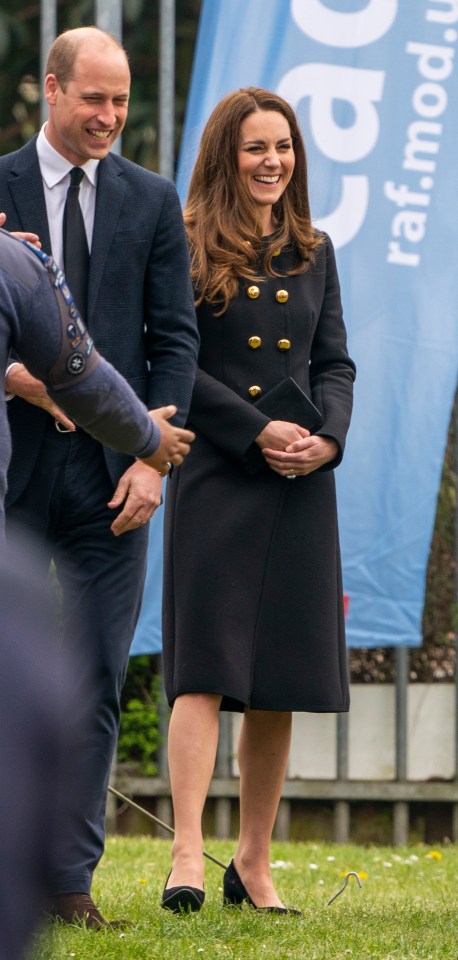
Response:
[163,235,356,713]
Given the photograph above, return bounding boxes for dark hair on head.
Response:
[46,26,128,91]
[184,86,323,313]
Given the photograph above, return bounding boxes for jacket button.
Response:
[248,336,262,349]
[247,285,261,299]
[248,385,262,398]
[272,248,282,257]
[277,339,291,351]
[275,289,288,303]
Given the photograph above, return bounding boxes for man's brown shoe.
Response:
[48,893,131,929]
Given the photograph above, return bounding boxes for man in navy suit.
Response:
[0,26,199,926]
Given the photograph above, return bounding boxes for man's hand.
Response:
[5,363,75,431]
[107,406,194,537]
[108,461,163,536]
[142,405,195,474]
[0,211,41,248]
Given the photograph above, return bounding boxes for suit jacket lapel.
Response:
[7,138,51,253]
[88,156,126,327]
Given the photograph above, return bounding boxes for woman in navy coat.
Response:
[162,88,356,914]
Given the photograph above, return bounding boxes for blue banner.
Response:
[130,493,164,656]
[134,0,458,653]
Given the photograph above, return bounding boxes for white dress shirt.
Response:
[36,124,99,264]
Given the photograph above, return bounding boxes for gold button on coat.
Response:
[248,336,262,349]
[272,248,282,257]
[248,385,262,398]
[275,289,289,303]
[247,285,260,299]
[277,339,291,351]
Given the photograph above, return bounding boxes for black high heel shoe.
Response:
[161,872,205,914]
[223,860,301,916]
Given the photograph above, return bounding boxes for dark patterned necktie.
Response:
[63,166,89,319]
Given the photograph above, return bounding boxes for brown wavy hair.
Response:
[184,87,323,313]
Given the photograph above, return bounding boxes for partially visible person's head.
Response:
[44,27,130,166]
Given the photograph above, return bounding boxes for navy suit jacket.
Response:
[0,136,199,505]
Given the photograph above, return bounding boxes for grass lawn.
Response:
[33,837,457,960]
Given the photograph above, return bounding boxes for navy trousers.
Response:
[6,421,149,894]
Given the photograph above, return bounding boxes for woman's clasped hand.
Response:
[256,420,338,477]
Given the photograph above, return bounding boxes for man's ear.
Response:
[44,74,59,105]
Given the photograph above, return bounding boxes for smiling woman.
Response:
[237,111,295,232]
[161,86,356,916]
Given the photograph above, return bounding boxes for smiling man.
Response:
[44,34,130,166]
[0,27,198,927]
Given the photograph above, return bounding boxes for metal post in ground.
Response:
[215,712,232,838]
[393,645,409,845]
[334,650,350,842]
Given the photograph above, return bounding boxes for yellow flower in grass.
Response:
[425,850,443,860]
[339,870,368,880]
[138,877,148,884]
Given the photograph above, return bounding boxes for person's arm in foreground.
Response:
[6,240,194,480]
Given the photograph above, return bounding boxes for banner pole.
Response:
[40,0,56,124]
[95,0,123,156]
[95,0,122,38]
[159,0,176,180]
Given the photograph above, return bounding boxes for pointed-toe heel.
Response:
[223,859,248,908]
[223,860,301,916]
[161,873,205,914]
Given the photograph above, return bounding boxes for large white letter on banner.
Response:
[291,0,398,47]
[278,64,385,161]
[314,176,369,249]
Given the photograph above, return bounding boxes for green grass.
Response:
[33,838,458,960]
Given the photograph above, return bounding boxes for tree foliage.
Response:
[0,0,201,168]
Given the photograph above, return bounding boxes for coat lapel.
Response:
[6,138,51,253]
[88,156,126,326]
